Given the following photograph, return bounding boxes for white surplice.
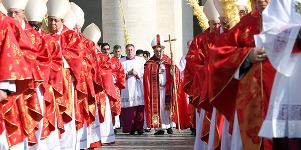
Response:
[120,56,145,108]
[254,0,301,138]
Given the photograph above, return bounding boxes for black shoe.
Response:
[166,128,173,134]
[190,128,196,135]
[129,130,136,135]
[114,129,117,134]
[154,130,164,135]
[137,129,144,135]
[144,128,151,132]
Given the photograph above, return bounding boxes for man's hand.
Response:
[130,69,137,76]
[0,90,8,102]
[248,47,267,63]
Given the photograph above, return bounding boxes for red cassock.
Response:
[143,54,190,129]
[209,13,276,150]
[109,57,126,122]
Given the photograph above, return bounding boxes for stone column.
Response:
[102,0,157,54]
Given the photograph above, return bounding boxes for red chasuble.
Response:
[52,26,87,134]
[94,52,118,123]
[209,13,276,150]
[144,54,189,129]
[24,22,54,145]
[0,12,34,143]
[109,57,126,119]
[184,28,219,112]
[0,13,42,146]
[39,31,64,139]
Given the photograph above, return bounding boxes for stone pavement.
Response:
[97,129,195,150]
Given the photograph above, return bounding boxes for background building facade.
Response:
[71,0,204,63]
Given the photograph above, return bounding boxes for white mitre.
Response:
[70,2,84,26]
[25,0,47,22]
[2,0,28,10]
[234,0,248,6]
[213,0,225,17]
[64,8,77,30]
[203,0,220,20]
[0,3,7,14]
[151,34,165,49]
[83,23,102,44]
[47,0,70,19]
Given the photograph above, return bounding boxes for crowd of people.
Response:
[0,0,300,149]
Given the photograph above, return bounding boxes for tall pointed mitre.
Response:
[70,2,84,26]
[203,0,219,21]
[213,0,225,17]
[0,3,7,14]
[78,17,85,28]
[151,34,165,49]
[214,0,240,28]
[25,0,47,22]
[2,0,28,10]
[234,0,252,12]
[83,23,102,44]
[64,8,77,30]
[47,0,70,19]
[234,0,248,6]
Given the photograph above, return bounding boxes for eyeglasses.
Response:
[7,10,24,16]
[238,10,247,15]
[102,48,110,50]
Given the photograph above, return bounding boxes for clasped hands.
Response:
[248,47,267,63]
[128,69,139,79]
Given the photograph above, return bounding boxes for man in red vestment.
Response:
[3,0,44,148]
[47,0,87,149]
[144,34,190,135]
[208,0,275,149]
[0,5,34,149]
[81,23,119,148]
[100,43,126,129]
[25,0,63,148]
[183,0,221,148]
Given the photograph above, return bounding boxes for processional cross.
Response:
[164,34,181,130]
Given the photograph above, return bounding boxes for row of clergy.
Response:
[184,0,301,150]
[0,0,125,149]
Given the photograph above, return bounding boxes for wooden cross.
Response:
[164,34,181,130]
[164,34,177,61]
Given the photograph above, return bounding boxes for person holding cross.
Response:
[143,34,189,135]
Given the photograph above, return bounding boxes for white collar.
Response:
[21,20,25,30]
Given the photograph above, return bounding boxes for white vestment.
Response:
[193,109,208,150]
[120,56,145,108]
[156,64,175,130]
[99,95,115,144]
[254,0,301,138]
